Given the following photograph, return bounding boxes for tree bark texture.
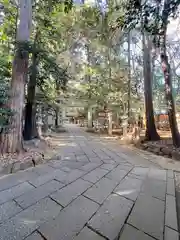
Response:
[160,19,180,145]
[127,32,131,118]
[161,54,180,146]
[87,106,93,128]
[0,0,32,153]
[24,52,38,140]
[42,107,49,133]
[108,111,112,135]
[142,33,160,141]
[159,0,180,147]
[0,54,27,153]
[55,107,59,128]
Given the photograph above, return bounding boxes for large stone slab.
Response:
[84,152,97,158]
[48,160,64,168]
[15,180,64,208]
[102,159,117,164]
[76,155,89,161]
[117,164,133,171]
[33,164,55,175]
[100,163,118,171]
[60,161,87,170]
[39,196,99,240]
[141,178,166,201]
[61,154,76,161]
[116,152,133,162]
[55,169,85,184]
[74,227,105,240]
[0,197,62,240]
[50,178,92,207]
[119,224,155,240]
[112,157,129,164]
[164,226,179,240]
[127,193,164,240]
[80,163,101,172]
[29,169,68,187]
[96,154,111,160]
[0,182,34,205]
[0,200,22,223]
[88,157,103,164]
[148,168,166,181]
[130,167,149,177]
[167,170,174,179]
[88,194,133,240]
[167,178,175,196]
[105,166,129,184]
[25,232,43,240]
[165,194,178,231]
[114,176,143,201]
[0,171,39,192]
[83,177,118,204]
[127,173,147,180]
[82,168,109,183]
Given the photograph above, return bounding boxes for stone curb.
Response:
[0,156,43,175]
[0,153,62,176]
[165,171,179,238]
[136,142,180,161]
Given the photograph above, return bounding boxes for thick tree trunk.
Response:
[127,32,131,119]
[160,30,180,147]
[42,111,48,133]
[122,119,128,137]
[87,106,93,129]
[24,52,38,140]
[0,0,32,153]
[23,82,36,140]
[0,54,27,153]
[142,33,160,141]
[108,111,112,135]
[32,104,38,138]
[55,107,59,128]
[23,102,33,140]
[34,104,43,139]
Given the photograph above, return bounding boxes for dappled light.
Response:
[115,189,136,197]
[0,0,179,161]
[0,1,180,239]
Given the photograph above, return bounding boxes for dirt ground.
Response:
[0,133,63,167]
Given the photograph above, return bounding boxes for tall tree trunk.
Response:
[108,111,112,135]
[0,57,26,153]
[42,106,49,133]
[32,104,38,138]
[142,33,160,141]
[85,43,93,129]
[107,45,113,136]
[87,106,93,128]
[161,54,180,146]
[24,52,38,140]
[127,31,131,119]
[35,104,42,139]
[55,77,61,128]
[0,0,32,153]
[160,3,180,146]
[55,107,59,128]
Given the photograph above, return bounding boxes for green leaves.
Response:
[64,0,73,13]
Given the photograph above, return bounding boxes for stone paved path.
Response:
[0,125,179,240]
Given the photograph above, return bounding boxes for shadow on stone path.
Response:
[0,124,178,240]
